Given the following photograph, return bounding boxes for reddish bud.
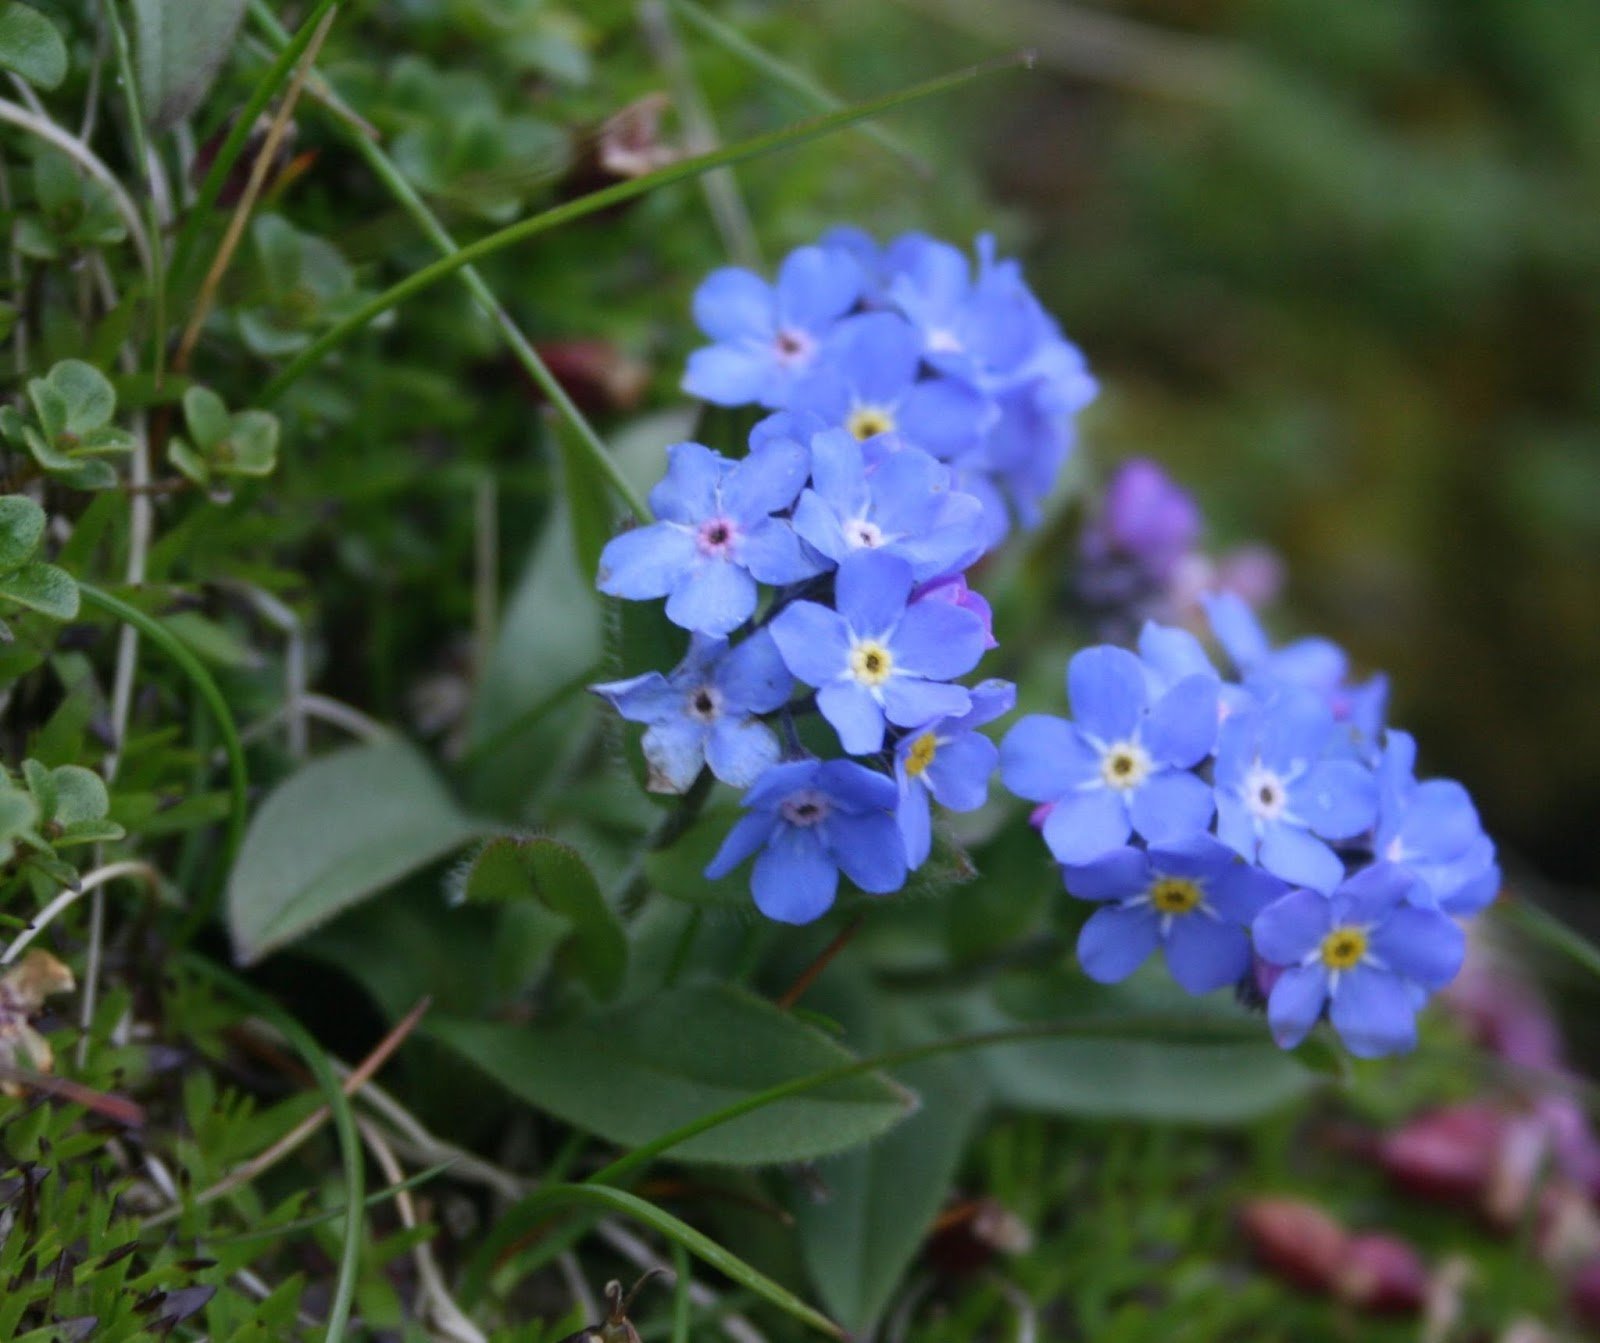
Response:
[1571,1258,1600,1330]
[1378,1104,1504,1205]
[1239,1198,1348,1292]
[1335,1234,1429,1314]
[923,1198,1033,1279]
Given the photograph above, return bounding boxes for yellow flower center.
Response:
[849,639,894,686]
[1099,740,1152,791]
[1320,926,1369,971]
[847,405,896,441]
[1149,877,1203,915]
[905,732,939,777]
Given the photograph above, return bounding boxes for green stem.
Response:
[245,0,649,522]
[1499,896,1600,980]
[208,1160,455,1244]
[670,1241,692,1343]
[258,51,1031,404]
[181,954,365,1343]
[167,0,343,290]
[78,583,249,907]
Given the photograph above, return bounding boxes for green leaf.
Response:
[794,1057,984,1333]
[552,416,615,593]
[461,836,626,999]
[168,438,210,486]
[131,0,248,131]
[0,2,66,90]
[161,610,261,669]
[226,737,483,963]
[43,765,110,827]
[428,984,912,1165]
[218,409,279,476]
[0,495,45,573]
[42,360,116,434]
[0,561,79,620]
[0,784,38,863]
[642,804,751,908]
[182,385,232,449]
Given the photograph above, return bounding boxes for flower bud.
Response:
[1334,1233,1429,1313]
[1239,1198,1348,1292]
[1378,1104,1504,1205]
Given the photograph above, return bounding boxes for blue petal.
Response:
[922,732,996,812]
[1067,646,1148,742]
[1129,768,1214,844]
[1331,860,1415,923]
[1328,966,1417,1058]
[958,678,1016,729]
[1143,831,1236,882]
[890,601,985,680]
[752,828,838,924]
[769,601,851,686]
[1061,846,1149,903]
[1369,906,1465,990]
[652,442,726,523]
[589,670,678,725]
[1207,863,1290,925]
[806,427,869,516]
[738,518,823,586]
[1144,674,1219,767]
[1252,889,1332,965]
[1214,790,1257,859]
[1395,779,1481,862]
[774,244,861,330]
[693,267,774,342]
[684,345,776,407]
[896,777,933,869]
[835,550,914,636]
[597,524,695,601]
[743,758,823,811]
[1266,636,1347,693]
[893,490,986,581]
[896,377,991,459]
[1257,689,1334,774]
[1258,823,1345,893]
[818,681,887,754]
[1137,621,1217,692]
[790,490,851,567]
[640,719,709,793]
[1204,591,1271,671]
[724,437,811,520]
[1077,904,1159,983]
[1000,715,1097,801]
[705,810,778,879]
[1438,852,1499,917]
[816,759,898,812]
[704,717,781,789]
[715,629,792,713]
[1295,759,1377,841]
[1267,965,1328,1049]
[828,810,908,893]
[665,561,758,636]
[1042,788,1131,866]
[831,312,920,404]
[880,677,970,730]
[1164,917,1251,995]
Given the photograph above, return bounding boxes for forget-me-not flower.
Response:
[596,438,820,635]
[1064,834,1288,994]
[1000,645,1219,866]
[1213,688,1378,894]
[894,678,1015,867]
[1376,730,1499,916]
[684,245,862,408]
[1252,863,1466,1057]
[705,758,906,923]
[590,631,792,793]
[770,551,986,755]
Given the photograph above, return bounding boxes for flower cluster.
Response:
[593,408,1014,924]
[682,229,1097,548]
[1001,601,1499,1058]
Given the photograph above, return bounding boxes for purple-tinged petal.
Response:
[818,681,887,754]
[752,828,837,924]
[1252,889,1332,966]
[1329,967,1418,1058]
[1067,646,1148,741]
[1077,905,1160,983]
[1268,964,1328,1049]
[597,524,696,601]
[1061,846,1149,903]
[1042,788,1131,866]
[1165,918,1252,995]
[665,561,757,636]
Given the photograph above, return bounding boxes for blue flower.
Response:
[1213,688,1379,893]
[1063,834,1288,994]
[590,631,792,793]
[894,678,1015,867]
[705,758,906,923]
[1376,730,1499,916]
[999,646,1218,866]
[1205,592,1388,758]
[596,438,821,635]
[791,428,984,581]
[769,551,987,755]
[787,312,992,461]
[1252,863,1466,1057]
[683,245,862,408]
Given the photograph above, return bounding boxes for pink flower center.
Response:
[696,516,739,557]
[780,789,832,828]
[773,327,815,367]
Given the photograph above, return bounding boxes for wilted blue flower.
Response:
[705,758,906,923]
[1253,863,1466,1057]
[1205,592,1388,758]
[683,245,862,407]
[770,551,986,755]
[1064,834,1288,994]
[1000,646,1218,865]
[787,312,991,462]
[894,678,1015,867]
[591,631,791,793]
[1377,730,1500,916]
[1213,688,1378,893]
[912,573,996,649]
[596,438,820,635]
[791,428,984,581]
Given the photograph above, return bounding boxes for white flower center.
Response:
[842,517,884,550]
[847,404,896,441]
[1243,763,1289,822]
[1098,739,1152,792]
[927,327,964,354]
[685,684,721,723]
[780,789,832,828]
[848,639,894,687]
[772,326,815,368]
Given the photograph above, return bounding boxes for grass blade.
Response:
[209,1160,456,1244]
[1499,896,1600,980]
[259,50,1033,402]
